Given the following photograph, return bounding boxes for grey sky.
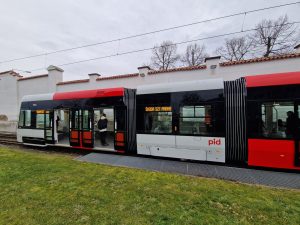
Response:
[0,0,299,81]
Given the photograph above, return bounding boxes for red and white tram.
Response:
[17,71,300,171]
[17,88,136,153]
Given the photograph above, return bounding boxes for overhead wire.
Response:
[0,1,299,64]
[28,21,300,72]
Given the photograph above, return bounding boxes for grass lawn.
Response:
[0,147,299,225]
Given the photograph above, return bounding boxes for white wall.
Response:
[16,68,63,120]
[48,68,63,92]
[18,77,49,100]
[0,74,18,121]
[0,67,63,124]
[56,76,141,92]
[56,57,300,92]
[0,121,17,132]
[219,58,300,79]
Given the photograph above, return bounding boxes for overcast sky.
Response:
[0,0,299,81]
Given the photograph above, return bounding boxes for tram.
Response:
[17,88,136,153]
[17,71,300,171]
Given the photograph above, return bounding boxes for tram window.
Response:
[18,110,39,128]
[18,111,25,127]
[82,110,90,130]
[36,113,44,129]
[258,102,296,138]
[71,111,80,130]
[24,110,32,127]
[144,111,172,134]
[179,105,213,135]
[45,113,51,128]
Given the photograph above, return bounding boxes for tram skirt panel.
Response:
[224,78,247,163]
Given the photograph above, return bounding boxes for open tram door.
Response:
[70,109,94,148]
[93,107,126,152]
[52,87,136,152]
[114,106,127,152]
[44,110,54,144]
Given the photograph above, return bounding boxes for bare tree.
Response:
[216,36,254,61]
[251,15,298,57]
[181,43,209,66]
[151,41,180,70]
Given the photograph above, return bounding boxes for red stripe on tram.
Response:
[245,71,300,88]
[53,87,125,100]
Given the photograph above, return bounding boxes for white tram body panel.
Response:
[17,129,45,143]
[136,79,225,163]
[137,134,225,162]
[21,93,54,102]
[17,93,55,144]
[137,78,224,94]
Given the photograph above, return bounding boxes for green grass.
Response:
[0,147,299,225]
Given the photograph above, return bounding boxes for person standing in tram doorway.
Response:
[98,113,108,146]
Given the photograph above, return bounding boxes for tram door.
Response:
[94,108,115,150]
[70,109,94,148]
[93,107,126,151]
[44,110,54,144]
[114,107,126,151]
[82,110,93,148]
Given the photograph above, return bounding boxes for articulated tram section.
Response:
[16,71,300,171]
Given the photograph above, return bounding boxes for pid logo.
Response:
[208,138,221,146]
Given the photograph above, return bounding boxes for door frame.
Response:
[82,109,94,148]
[94,107,117,151]
[54,108,70,146]
[69,109,94,148]
[69,109,81,147]
[44,110,54,144]
[114,106,126,151]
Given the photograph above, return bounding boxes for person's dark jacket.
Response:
[98,116,108,130]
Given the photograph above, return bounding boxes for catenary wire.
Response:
[28,21,300,72]
[0,1,299,64]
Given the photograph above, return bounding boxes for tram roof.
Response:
[245,71,300,88]
[53,87,124,100]
[136,78,224,95]
[21,87,125,102]
[21,93,54,102]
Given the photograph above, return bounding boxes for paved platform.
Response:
[76,153,300,189]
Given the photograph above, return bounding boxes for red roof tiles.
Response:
[57,79,89,85]
[96,73,139,81]
[56,74,138,85]
[148,65,207,75]
[18,74,48,81]
[220,53,300,67]
[0,70,22,77]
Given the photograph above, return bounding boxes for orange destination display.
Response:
[145,106,172,112]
